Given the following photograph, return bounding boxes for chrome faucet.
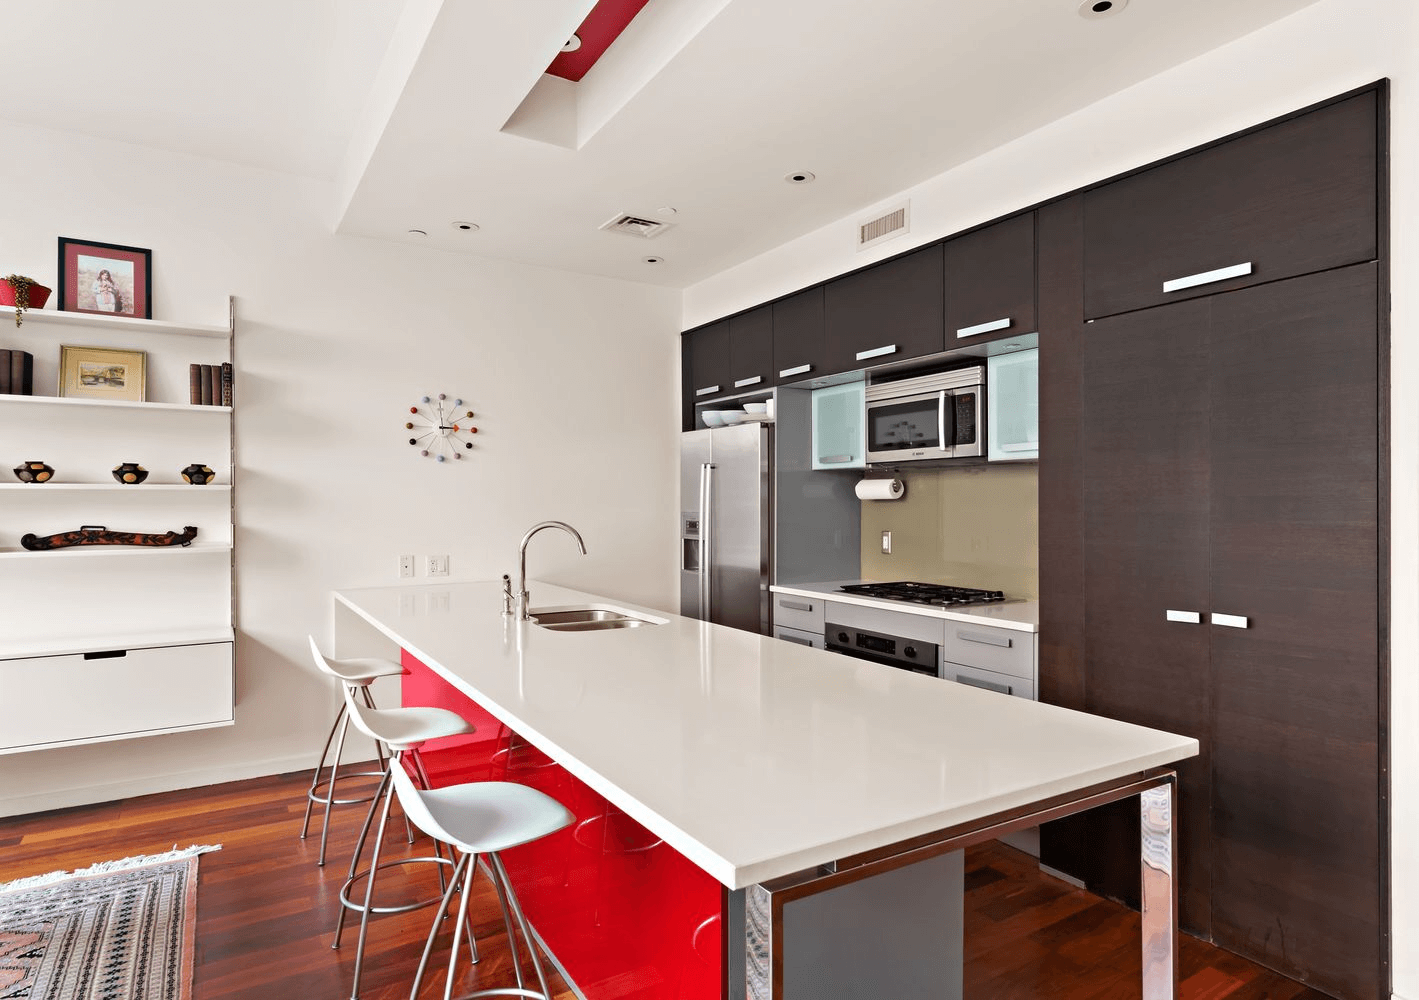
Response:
[516,521,587,621]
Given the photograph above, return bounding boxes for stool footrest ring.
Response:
[337,856,457,917]
[305,769,387,809]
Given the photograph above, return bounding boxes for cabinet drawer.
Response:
[773,624,823,649]
[773,593,826,633]
[940,624,1035,682]
[823,601,944,645]
[1083,90,1377,319]
[0,642,233,753]
[945,661,1035,701]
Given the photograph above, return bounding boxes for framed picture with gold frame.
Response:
[58,345,147,402]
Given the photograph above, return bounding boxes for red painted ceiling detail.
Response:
[546,0,652,83]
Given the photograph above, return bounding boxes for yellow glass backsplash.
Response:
[859,465,1038,598]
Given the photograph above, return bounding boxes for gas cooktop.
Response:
[838,581,1007,607]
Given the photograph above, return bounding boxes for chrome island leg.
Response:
[1140,781,1178,1000]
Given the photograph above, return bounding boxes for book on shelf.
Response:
[0,350,9,394]
[190,363,202,405]
[220,362,232,407]
[199,364,213,406]
[8,351,32,395]
[206,364,220,406]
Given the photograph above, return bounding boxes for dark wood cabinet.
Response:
[823,243,944,374]
[945,211,1036,344]
[1083,90,1378,319]
[772,287,824,384]
[727,306,774,393]
[685,320,731,403]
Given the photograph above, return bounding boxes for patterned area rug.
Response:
[0,844,219,1000]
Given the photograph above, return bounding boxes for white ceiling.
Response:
[2,0,1323,287]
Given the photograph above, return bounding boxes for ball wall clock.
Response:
[406,394,478,461]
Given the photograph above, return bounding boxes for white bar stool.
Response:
[316,649,477,1000]
[390,757,574,1000]
[301,637,407,866]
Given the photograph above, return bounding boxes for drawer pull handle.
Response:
[734,376,764,388]
[83,649,128,660]
[957,629,1012,648]
[780,634,814,647]
[956,317,1012,338]
[1166,610,1202,624]
[957,673,1012,696]
[855,344,898,361]
[1211,612,1249,629]
[1162,262,1253,293]
[820,455,854,464]
[780,599,813,612]
[695,385,722,397]
[779,364,812,378]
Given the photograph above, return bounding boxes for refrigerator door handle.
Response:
[700,463,715,621]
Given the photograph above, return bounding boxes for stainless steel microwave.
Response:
[864,366,983,464]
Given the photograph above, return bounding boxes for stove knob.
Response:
[837,632,850,644]
[904,645,918,659]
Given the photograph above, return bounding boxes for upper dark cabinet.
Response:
[1083,90,1378,319]
[945,212,1036,343]
[686,320,731,402]
[823,243,945,375]
[727,306,774,393]
[772,287,825,384]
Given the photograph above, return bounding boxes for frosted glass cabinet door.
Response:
[811,381,866,469]
[987,348,1039,461]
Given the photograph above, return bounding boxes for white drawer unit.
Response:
[944,661,1036,702]
[941,622,1034,681]
[0,641,234,754]
[774,593,826,633]
[773,624,823,649]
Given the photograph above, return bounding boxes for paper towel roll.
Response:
[855,477,905,501]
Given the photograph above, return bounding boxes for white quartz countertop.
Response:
[771,581,1040,632]
[335,581,1193,890]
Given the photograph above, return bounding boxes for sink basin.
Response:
[529,605,665,632]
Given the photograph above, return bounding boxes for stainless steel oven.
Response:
[824,622,939,677]
[865,366,983,465]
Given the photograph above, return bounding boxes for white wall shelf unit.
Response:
[0,298,236,752]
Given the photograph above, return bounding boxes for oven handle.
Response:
[938,390,947,451]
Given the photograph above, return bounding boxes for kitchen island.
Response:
[333,580,1196,1000]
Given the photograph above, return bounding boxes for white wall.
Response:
[685,0,1419,995]
[0,123,682,818]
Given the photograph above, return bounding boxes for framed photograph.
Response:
[58,345,147,402]
[57,237,152,318]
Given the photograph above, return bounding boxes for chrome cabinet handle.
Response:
[957,673,1012,696]
[956,317,1011,339]
[1163,262,1253,293]
[957,629,1012,648]
[1211,613,1249,629]
[780,599,813,612]
[779,364,812,378]
[734,376,763,388]
[820,455,854,464]
[1166,610,1202,624]
[695,385,721,397]
[855,344,898,361]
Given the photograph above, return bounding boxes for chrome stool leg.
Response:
[299,700,346,840]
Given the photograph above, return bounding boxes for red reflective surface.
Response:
[403,650,725,1000]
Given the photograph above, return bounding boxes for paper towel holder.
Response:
[856,476,906,501]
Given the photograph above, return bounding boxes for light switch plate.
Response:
[881,530,892,555]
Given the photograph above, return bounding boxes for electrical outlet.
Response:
[398,554,415,579]
[881,531,892,555]
[427,554,450,577]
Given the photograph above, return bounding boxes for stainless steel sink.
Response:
[529,605,665,632]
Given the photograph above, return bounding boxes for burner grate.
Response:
[839,581,1006,606]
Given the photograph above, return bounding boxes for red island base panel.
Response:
[402,650,724,1000]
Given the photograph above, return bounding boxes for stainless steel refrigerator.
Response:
[680,423,773,635]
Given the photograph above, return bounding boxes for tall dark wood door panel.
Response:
[1207,265,1381,1000]
[1080,298,1213,934]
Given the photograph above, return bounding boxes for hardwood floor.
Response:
[0,770,1331,1000]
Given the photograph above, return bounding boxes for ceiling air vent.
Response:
[599,213,674,239]
[857,201,910,251]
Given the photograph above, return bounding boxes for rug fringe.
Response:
[0,843,222,894]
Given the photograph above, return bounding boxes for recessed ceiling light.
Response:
[451,221,479,232]
[407,229,429,238]
[562,34,582,53]
[785,171,816,184]
[1078,0,1127,18]
[655,206,678,217]
[643,256,664,264]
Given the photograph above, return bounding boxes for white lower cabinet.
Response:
[943,660,1036,701]
[773,624,823,649]
[0,641,234,754]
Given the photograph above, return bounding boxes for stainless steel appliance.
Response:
[824,621,938,676]
[680,423,773,634]
[865,366,983,465]
[837,581,1006,606]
